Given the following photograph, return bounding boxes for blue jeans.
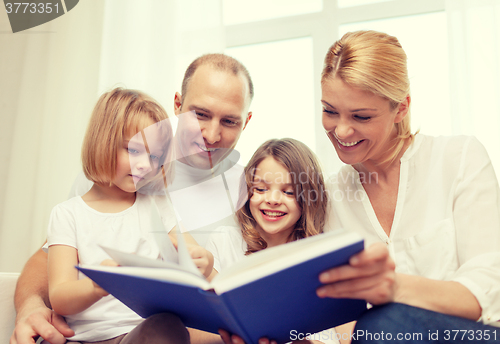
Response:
[352,303,500,343]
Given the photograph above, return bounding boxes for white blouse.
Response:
[326,134,500,326]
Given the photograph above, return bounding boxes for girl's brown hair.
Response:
[322,30,415,163]
[236,138,327,255]
[81,88,173,186]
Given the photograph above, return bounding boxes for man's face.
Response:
[174,65,252,169]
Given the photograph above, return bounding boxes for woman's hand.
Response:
[316,242,396,305]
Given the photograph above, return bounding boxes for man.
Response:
[11,53,253,344]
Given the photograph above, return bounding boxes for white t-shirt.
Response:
[205,226,340,344]
[167,151,243,246]
[326,134,500,326]
[47,193,176,341]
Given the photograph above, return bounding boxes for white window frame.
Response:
[224,0,446,173]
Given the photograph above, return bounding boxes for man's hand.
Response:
[316,242,396,305]
[10,297,74,344]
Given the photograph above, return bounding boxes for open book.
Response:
[78,229,366,344]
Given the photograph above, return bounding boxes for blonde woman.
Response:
[221,30,500,344]
[318,30,500,343]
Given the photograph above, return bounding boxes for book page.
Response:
[150,203,179,264]
[78,264,212,290]
[174,226,203,277]
[212,230,362,294]
[101,246,185,271]
[94,198,204,287]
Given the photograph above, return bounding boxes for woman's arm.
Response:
[395,274,481,320]
[316,243,481,319]
[48,245,108,316]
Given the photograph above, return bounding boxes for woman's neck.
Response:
[82,183,136,213]
[353,137,411,183]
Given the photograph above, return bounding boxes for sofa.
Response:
[0,272,19,343]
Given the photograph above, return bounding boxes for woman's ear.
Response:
[394,95,411,123]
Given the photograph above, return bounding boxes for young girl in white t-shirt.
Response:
[206,138,338,344]
[46,88,211,344]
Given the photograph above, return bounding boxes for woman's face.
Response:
[321,77,408,166]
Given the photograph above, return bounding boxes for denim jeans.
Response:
[352,303,500,343]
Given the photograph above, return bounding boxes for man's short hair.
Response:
[181,53,254,102]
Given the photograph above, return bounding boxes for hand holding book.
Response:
[317,242,396,305]
[79,230,367,344]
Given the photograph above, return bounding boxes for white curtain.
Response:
[0,0,223,272]
[447,0,500,176]
[0,1,106,272]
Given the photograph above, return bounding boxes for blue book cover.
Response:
[78,230,366,344]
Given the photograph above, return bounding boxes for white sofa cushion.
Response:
[0,273,19,343]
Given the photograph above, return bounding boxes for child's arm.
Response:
[48,245,109,316]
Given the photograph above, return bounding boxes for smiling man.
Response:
[174,56,252,170]
[11,53,254,344]
[167,55,253,245]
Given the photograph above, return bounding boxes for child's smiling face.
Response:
[249,156,302,247]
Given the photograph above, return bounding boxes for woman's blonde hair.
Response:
[81,88,173,186]
[321,30,415,163]
[236,138,327,255]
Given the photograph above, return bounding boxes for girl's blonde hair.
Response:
[81,88,173,186]
[236,138,327,255]
[321,30,415,163]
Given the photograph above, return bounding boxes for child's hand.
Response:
[92,259,119,297]
[187,244,214,278]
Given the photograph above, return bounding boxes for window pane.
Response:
[225,37,316,165]
[340,11,451,136]
[223,0,322,25]
[337,0,394,8]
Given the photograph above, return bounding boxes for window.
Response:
[223,0,460,175]
[226,37,316,165]
[223,0,323,25]
[340,11,451,136]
